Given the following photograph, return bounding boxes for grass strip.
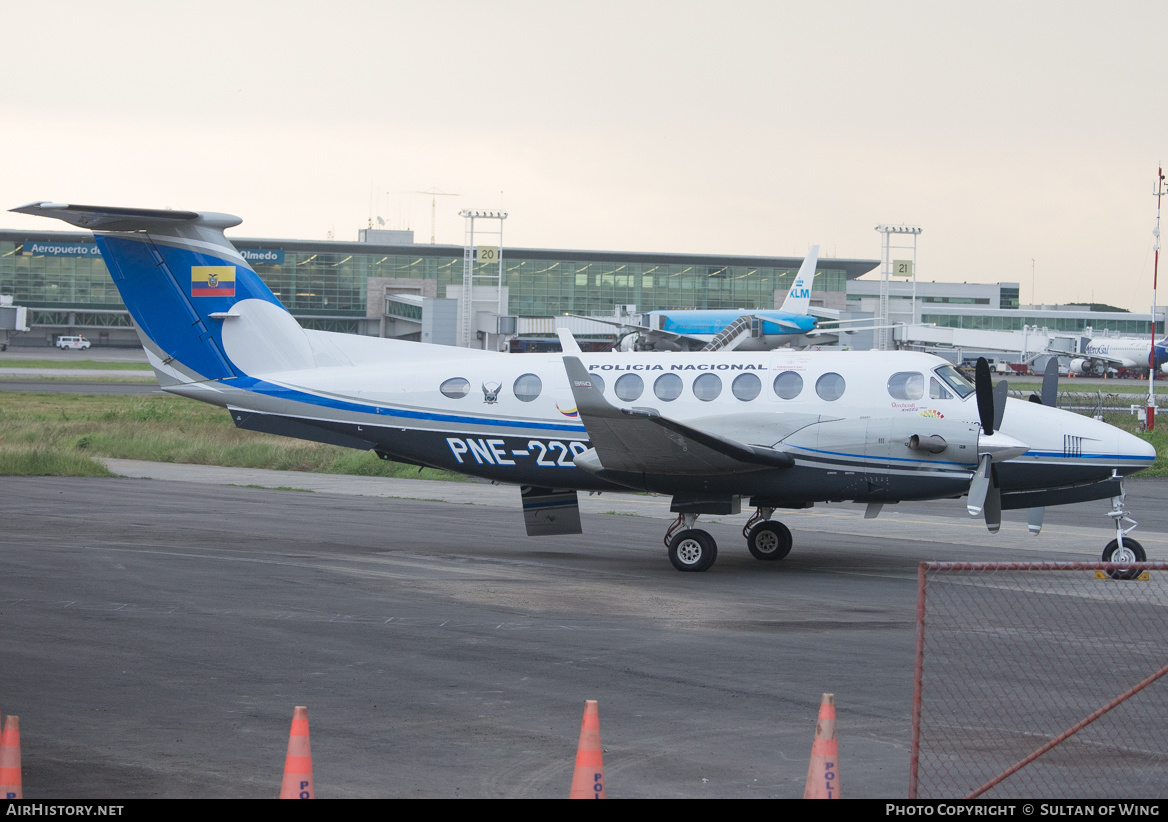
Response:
[0,359,152,370]
[0,391,464,481]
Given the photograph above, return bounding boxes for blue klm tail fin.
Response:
[11,202,312,384]
[777,244,819,316]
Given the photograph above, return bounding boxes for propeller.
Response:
[967,357,1028,533]
[1028,358,1059,407]
[1023,358,1060,533]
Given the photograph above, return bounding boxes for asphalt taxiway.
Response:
[1,465,1164,798]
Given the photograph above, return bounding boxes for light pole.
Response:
[1149,167,1163,430]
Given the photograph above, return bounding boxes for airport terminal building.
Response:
[0,227,876,348]
[1,226,1161,350]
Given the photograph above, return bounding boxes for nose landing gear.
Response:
[1103,484,1146,580]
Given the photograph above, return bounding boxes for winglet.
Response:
[563,356,615,419]
[557,328,582,354]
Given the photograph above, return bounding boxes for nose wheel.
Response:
[1103,483,1146,580]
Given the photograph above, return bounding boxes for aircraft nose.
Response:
[1113,426,1156,471]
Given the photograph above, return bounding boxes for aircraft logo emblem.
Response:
[920,409,944,419]
[482,382,501,404]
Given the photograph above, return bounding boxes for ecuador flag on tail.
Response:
[191,265,236,297]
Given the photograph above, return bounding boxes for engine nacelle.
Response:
[1069,358,1097,376]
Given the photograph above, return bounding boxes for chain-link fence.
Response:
[910,562,1168,799]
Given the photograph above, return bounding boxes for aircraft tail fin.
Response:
[778,244,819,316]
[10,202,314,385]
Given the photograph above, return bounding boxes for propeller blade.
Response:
[984,481,1001,533]
[1041,358,1059,407]
[967,454,992,516]
[975,358,995,435]
[993,380,1008,432]
[1028,506,1045,535]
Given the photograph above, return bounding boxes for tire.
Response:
[1103,538,1146,580]
[746,521,792,561]
[668,529,717,572]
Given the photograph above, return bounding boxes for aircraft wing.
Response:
[1082,352,1139,368]
[566,314,704,347]
[562,356,793,475]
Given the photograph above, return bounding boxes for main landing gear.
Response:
[662,508,795,572]
[743,508,792,561]
[1102,484,1146,580]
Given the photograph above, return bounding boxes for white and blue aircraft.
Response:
[13,202,1157,573]
[1067,335,1168,377]
[583,246,863,352]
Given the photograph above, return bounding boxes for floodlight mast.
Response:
[1150,167,1164,429]
[458,209,508,348]
[875,224,923,351]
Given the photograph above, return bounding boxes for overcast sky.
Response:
[3,0,1166,310]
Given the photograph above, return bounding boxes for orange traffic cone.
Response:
[279,706,314,799]
[803,693,840,799]
[568,700,606,799]
[1,715,21,800]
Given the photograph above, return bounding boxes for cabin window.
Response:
[653,373,683,401]
[732,372,761,401]
[588,373,605,394]
[614,373,644,402]
[815,372,846,401]
[773,371,803,400]
[930,377,952,400]
[440,377,471,399]
[693,373,722,401]
[513,373,542,403]
[887,372,925,401]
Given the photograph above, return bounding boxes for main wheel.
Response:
[1103,538,1146,580]
[668,529,718,572]
[746,521,792,561]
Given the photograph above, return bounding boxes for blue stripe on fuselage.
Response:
[230,376,588,434]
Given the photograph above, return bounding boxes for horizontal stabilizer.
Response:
[11,202,239,232]
[562,356,792,475]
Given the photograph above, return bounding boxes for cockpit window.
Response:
[930,377,952,400]
[934,365,975,399]
[887,372,924,401]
